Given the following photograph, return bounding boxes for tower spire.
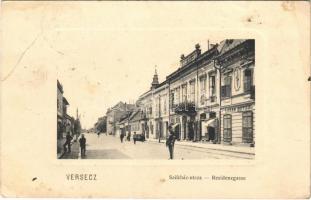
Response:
[151,65,159,89]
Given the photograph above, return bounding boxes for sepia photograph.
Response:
[1,1,309,198]
[57,39,255,160]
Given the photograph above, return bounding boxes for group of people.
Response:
[62,125,176,159]
[118,125,176,159]
[119,132,133,143]
[63,133,87,157]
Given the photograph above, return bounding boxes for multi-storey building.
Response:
[57,80,73,139]
[113,39,255,146]
[167,44,219,142]
[57,80,64,139]
[106,101,135,135]
[215,39,255,146]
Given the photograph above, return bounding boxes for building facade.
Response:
[109,39,255,146]
[106,102,135,135]
[215,39,255,145]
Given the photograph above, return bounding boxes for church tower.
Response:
[151,66,159,90]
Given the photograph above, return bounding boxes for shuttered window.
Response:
[221,76,231,98]
[244,69,253,92]
[242,111,253,143]
[223,114,232,142]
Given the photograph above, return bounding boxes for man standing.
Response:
[166,125,176,160]
[120,133,124,143]
[79,134,86,157]
[63,132,73,153]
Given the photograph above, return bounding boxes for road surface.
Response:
[77,133,254,159]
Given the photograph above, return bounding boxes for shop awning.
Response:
[202,118,216,128]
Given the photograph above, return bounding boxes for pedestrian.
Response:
[97,131,100,138]
[79,134,86,157]
[63,132,73,153]
[120,133,124,143]
[127,132,131,141]
[133,132,137,144]
[166,125,176,160]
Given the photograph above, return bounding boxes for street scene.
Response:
[57,39,255,160]
[62,132,254,159]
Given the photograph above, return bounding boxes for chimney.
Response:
[195,43,201,55]
[208,40,210,50]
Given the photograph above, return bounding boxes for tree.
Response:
[74,119,82,136]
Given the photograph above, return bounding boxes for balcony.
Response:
[174,102,196,115]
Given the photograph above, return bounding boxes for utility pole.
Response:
[213,59,222,144]
[158,95,161,143]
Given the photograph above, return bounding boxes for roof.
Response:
[107,102,135,114]
[129,110,143,122]
[62,97,69,105]
[217,39,247,56]
[167,45,218,81]
[57,80,63,93]
[64,113,74,121]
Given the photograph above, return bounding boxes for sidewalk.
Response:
[57,138,66,158]
[58,140,80,159]
[147,138,255,155]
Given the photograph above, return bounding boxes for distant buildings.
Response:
[106,39,255,147]
[94,116,107,133]
[57,80,80,139]
[106,102,135,135]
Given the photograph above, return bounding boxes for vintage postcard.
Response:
[1,1,310,198]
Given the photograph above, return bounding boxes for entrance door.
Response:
[208,126,215,141]
[182,116,187,140]
[165,122,168,138]
[188,122,194,140]
[146,124,149,139]
[159,121,163,139]
[174,124,180,140]
[141,124,145,137]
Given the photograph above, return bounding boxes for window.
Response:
[200,77,206,105]
[242,111,253,143]
[223,114,232,142]
[170,92,174,109]
[244,69,253,92]
[209,75,216,102]
[190,81,195,103]
[158,97,161,116]
[163,95,167,114]
[149,106,152,115]
[176,88,180,104]
[182,84,187,103]
[155,98,159,117]
[221,76,232,98]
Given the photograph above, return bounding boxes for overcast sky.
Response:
[56,29,222,129]
[2,2,248,129]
